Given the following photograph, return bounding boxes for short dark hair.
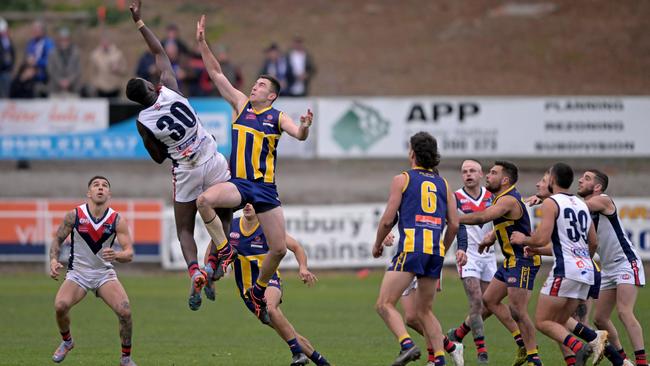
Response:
[88,175,110,188]
[494,160,518,184]
[259,74,281,97]
[586,169,609,192]
[126,78,152,106]
[550,162,574,189]
[410,132,440,170]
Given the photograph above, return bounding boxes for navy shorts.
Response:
[588,269,601,300]
[494,263,540,290]
[230,178,281,213]
[388,251,444,279]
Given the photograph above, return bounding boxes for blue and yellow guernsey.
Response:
[397,168,449,257]
[231,101,282,184]
[230,217,280,296]
[492,185,541,268]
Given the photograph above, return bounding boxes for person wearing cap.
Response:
[0,17,15,98]
[47,27,81,97]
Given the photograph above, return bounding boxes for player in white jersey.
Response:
[510,163,605,366]
[577,169,647,366]
[125,0,232,311]
[49,176,136,366]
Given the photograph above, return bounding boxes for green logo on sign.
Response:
[332,102,390,151]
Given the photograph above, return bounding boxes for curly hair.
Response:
[410,132,440,170]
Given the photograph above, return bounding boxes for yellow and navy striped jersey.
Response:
[492,185,542,268]
[230,217,280,296]
[397,168,449,256]
[230,101,282,184]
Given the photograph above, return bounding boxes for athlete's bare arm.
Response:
[477,230,497,254]
[102,217,134,263]
[196,15,247,111]
[49,210,75,279]
[130,0,179,92]
[586,222,598,257]
[524,243,553,257]
[372,173,406,258]
[136,121,167,163]
[584,195,615,216]
[286,234,317,286]
[510,198,557,247]
[460,195,518,225]
[443,186,466,266]
[279,110,312,141]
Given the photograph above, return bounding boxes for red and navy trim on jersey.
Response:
[68,205,119,270]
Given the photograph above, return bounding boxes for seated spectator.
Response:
[89,34,127,98]
[0,17,15,98]
[259,43,293,96]
[25,20,54,95]
[47,27,81,97]
[10,56,38,98]
[287,37,316,97]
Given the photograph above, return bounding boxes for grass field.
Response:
[2,267,648,366]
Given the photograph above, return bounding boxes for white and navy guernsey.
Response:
[455,187,494,257]
[548,193,595,285]
[68,204,119,271]
[592,194,643,278]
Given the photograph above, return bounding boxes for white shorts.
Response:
[458,257,497,282]
[600,260,646,290]
[172,153,230,203]
[66,268,118,295]
[540,276,591,300]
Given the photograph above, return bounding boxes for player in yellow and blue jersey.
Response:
[203,204,331,366]
[372,132,466,366]
[455,161,543,366]
[192,15,314,323]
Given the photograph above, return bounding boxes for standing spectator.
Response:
[9,56,38,98]
[286,37,316,97]
[259,43,293,95]
[135,51,158,84]
[0,17,15,98]
[47,28,81,97]
[187,43,242,97]
[25,20,54,93]
[161,23,190,57]
[89,34,127,98]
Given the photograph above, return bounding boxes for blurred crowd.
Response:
[0,18,316,100]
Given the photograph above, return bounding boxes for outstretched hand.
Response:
[129,0,142,22]
[300,109,313,128]
[196,14,206,43]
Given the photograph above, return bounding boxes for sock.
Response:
[636,349,648,366]
[121,343,131,357]
[216,238,229,252]
[454,321,471,341]
[434,351,446,365]
[187,261,199,277]
[526,349,541,365]
[309,351,329,366]
[252,280,267,300]
[428,347,435,362]
[512,330,525,348]
[563,335,584,353]
[443,337,456,353]
[286,338,302,356]
[618,348,627,360]
[604,343,625,366]
[474,336,487,354]
[60,330,72,345]
[207,254,218,271]
[564,355,576,366]
[572,322,597,342]
[399,335,414,351]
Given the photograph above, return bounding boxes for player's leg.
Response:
[52,280,86,362]
[264,287,309,365]
[463,275,488,362]
[402,288,441,364]
[97,279,135,366]
[593,289,626,351]
[507,286,541,365]
[173,200,208,310]
[615,284,647,365]
[535,295,584,364]
[415,276,448,366]
[196,182,241,254]
[203,208,234,300]
[482,278,521,340]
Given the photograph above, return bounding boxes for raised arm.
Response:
[286,234,317,286]
[49,210,75,280]
[279,109,312,141]
[460,196,517,225]
[129,0,178,91]
[196,15,247,111]
[372,174,406,258]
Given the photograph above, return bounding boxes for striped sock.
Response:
[526,349,542,365]
[121,343,131,357]
[474,336,487,354]
[252,280,267,300]
[434,351,446,365]
[618,348,627,360]
[428,347,435,362]
[455,321,471,341]
[287,338,302,356]
[309,351,329,366]
[443,337,456,353]
[572,322,597,342]
[604,343,625,365]
[563,336,584,353]
[399,335,414,351]
[60,330,72,344]
[512,330,525,348]
[187,261,199,277]
[207,254,218,271]
[564,355,576,366]
[636,349,648,366]
[217,240,231,256]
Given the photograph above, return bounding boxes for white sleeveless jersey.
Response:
[68,204,119,271]
[593,194,642,272]
[137,86,217,168]
[549,193,594,284]
[455,187,495,259]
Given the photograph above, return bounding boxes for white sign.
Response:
[317,97,650,158]
[0,99,109,135]
[273,99,317,158]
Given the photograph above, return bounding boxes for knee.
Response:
[534,317,545,332]
[593,315,607,329]
[54,300,70,315]
[616,308,634,322]
[269,245,287,258]
[116,302,132,320]
[196,193,212,210]
[375,300,389,317]
[267,305,280,318]
[404,314,419,330]
[470,298,484,314]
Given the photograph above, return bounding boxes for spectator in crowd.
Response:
[165,41,189,94]
[89,34,127,98]
[0,17,15,98]
[25,20,54,93]
[161,23,190,57]
[135,51,158,84]
[9,56,39,98]
[47,27,81,97]
[259,42,293,96]
[286,37,316,97]
[187,43,243,97]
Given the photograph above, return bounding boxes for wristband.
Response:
[136,20,145,29]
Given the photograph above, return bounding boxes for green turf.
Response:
[1,268,647,365]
